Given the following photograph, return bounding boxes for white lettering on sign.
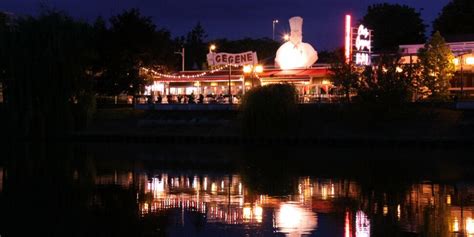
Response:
[355,53,370,66]
[355,25,371,51]
[353,24,372,66]
[207,51,258,66]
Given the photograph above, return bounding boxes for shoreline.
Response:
[4,132,471,149]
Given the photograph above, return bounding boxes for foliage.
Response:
[94,9,176,96]
[418,32,455,100]
[1,10,96,137]
[329,50,359,102]
[240,84,297,137]
[185,22,207,70]
[361,3,426,52]
[433,0,474,36]
[356,58,413,106]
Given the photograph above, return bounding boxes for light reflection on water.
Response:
[89,170,474,236]
[1,144,474,237]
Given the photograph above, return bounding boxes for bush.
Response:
[240,84,297,137]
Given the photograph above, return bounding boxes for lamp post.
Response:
[272,19,279,41]
[243,64,263,89]
[174,47,185,72]
[209,44,232,103]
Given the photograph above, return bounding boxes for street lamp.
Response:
[243,64,264,89]
[272,19,279,41]
[209,44,216,53]
[210,44,232,103]
[174,47,185,72]
[283,34,290,41]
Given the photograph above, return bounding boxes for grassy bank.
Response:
[82,103,473,143]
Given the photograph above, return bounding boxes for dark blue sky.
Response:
[0,0,450,50]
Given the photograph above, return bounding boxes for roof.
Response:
[259,68,329,78]
[148,66,330,82]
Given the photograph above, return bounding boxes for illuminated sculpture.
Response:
[275,16,318,70]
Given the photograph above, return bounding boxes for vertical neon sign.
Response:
[345,15,352,64]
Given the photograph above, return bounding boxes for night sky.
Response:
[1,0,450,50]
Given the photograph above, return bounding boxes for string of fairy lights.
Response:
[141,64,242,79]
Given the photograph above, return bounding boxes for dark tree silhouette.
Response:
[1,10,96,137]
[96,9,175,97]
[185,22,207,70]
[433,0,474,36]
[329,50,359,102]
[361,3,426,52]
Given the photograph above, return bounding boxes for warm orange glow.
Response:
[383,205,388,216]
[275,203,318,235]
[467,217,474,234]
[243,206,251,220]
[283,34,290,41]
[210,44,216,51]
[453,58,460,66]
[254,205,263,223]
[254,65,264,73]
[453,217,459,232]
[446,195,451,205]
[243,65,252,73]
[345,15,352,64]
[345,211,351,237]
[466,57,474,65]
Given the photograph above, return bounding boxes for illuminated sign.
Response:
[345,15,352,64]
[353,25,373,66]
[207,51,258,66]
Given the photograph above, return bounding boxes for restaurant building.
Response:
[141,16,334,104]
[141,65,332,104]
[399,36,474,96]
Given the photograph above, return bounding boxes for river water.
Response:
[0,143,473,237]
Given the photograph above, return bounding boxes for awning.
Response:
[259,68,329,77]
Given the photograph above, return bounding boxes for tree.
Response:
[357,58,413,105]
[0,12,10,83]
[433,0,474,36]
[1,10,96,137]
[240,84,297,137]
[96,9,175,97]
[361,3,426,52]
[329,50,359,102]
[185,22,207,70]
[418,32,455,100]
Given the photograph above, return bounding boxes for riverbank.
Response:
[69,103,474,147]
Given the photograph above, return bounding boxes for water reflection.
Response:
[86,169,474,237]
[275,203,317,236]
[1,144,474,237]
[0,167,3,193]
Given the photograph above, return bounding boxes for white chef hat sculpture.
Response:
[275,16,318,70]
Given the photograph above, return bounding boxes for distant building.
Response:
[400,35,474,96]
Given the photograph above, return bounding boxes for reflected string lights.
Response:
[89,171,474,237]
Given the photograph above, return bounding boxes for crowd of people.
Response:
[145,93,239,104]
